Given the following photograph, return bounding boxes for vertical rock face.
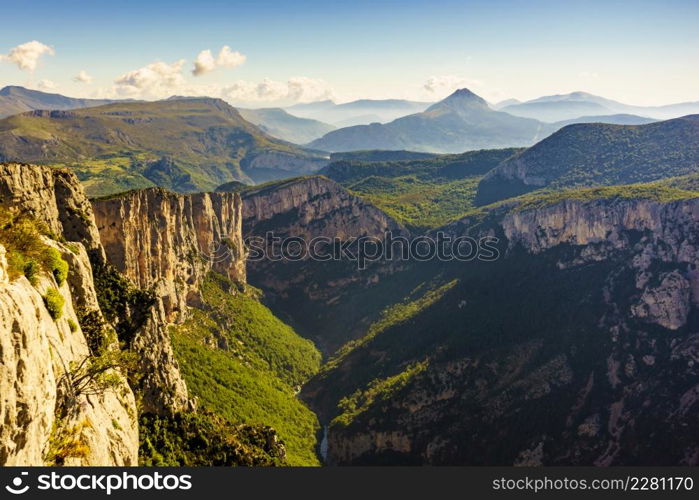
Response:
[501,198,699,329]
[0,163,137,466]
[129,299,192,415]
[92,187,247,415]
[242,175,403,240]
[92,188,246,322]
[241,175,408,353]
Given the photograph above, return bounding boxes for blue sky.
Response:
[1,0,697,106]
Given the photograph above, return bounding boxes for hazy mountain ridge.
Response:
[238,107,336,144]
[308,89,546,153]
[286,98,432,127]
[502,91,699,122]
[0,85,123,119]
[476,115,699,205]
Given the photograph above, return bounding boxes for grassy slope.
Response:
[458,180,699,222]
[321,148,521,231]
[170,273,322,465]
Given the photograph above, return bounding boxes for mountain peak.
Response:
[426,88,489,113]
[568,91,595,99]
[448,88,482,99]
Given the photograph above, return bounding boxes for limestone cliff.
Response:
[0,163,137,466]
[242,175,407,353]
[92,188,247,415]
[243,175,403,240]
[500,198,699,330]
[92,188,246,322]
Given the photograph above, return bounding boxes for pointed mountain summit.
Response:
[309,88,544,153]
[428,88,490,111]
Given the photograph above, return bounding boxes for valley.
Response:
[0,82,697,468]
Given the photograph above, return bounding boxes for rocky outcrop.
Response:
[130,299,192,415]
[92,188,246,322]
[0,242,138,466]
[0,163,137,465]
[0,163,105,262]
[501,198,699,329]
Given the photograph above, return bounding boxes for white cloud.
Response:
[423,75,483,94]
[114,59,187,98]
[0,40,55,71]
[216,46,246,69]
[579,71,600,80]
[192,45,245,76]
[36,79,58,91]
[74,70,93,84]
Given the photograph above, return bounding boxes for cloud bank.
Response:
[220,77,333,104]
[114,60,187,97]
[112,56,332,104]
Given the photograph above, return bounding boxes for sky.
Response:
[1,0,698,107]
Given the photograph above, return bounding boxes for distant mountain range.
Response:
[476,114,699,204]
[0,85,121,119]
[306,89,676,153]
[286,99,432,127]
[0,97,328,196]
[1,85,696,187]
[501,91,699,122]
[238,107,336,144]
[308,89,546,153]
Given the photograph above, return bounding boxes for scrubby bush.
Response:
[139,412,286,466]
[46,248,69,285]
[92,263,155,343]
[170,272,322,465]
[23,259,40,285]
[0,210,70,285]
[43,288,65,320]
